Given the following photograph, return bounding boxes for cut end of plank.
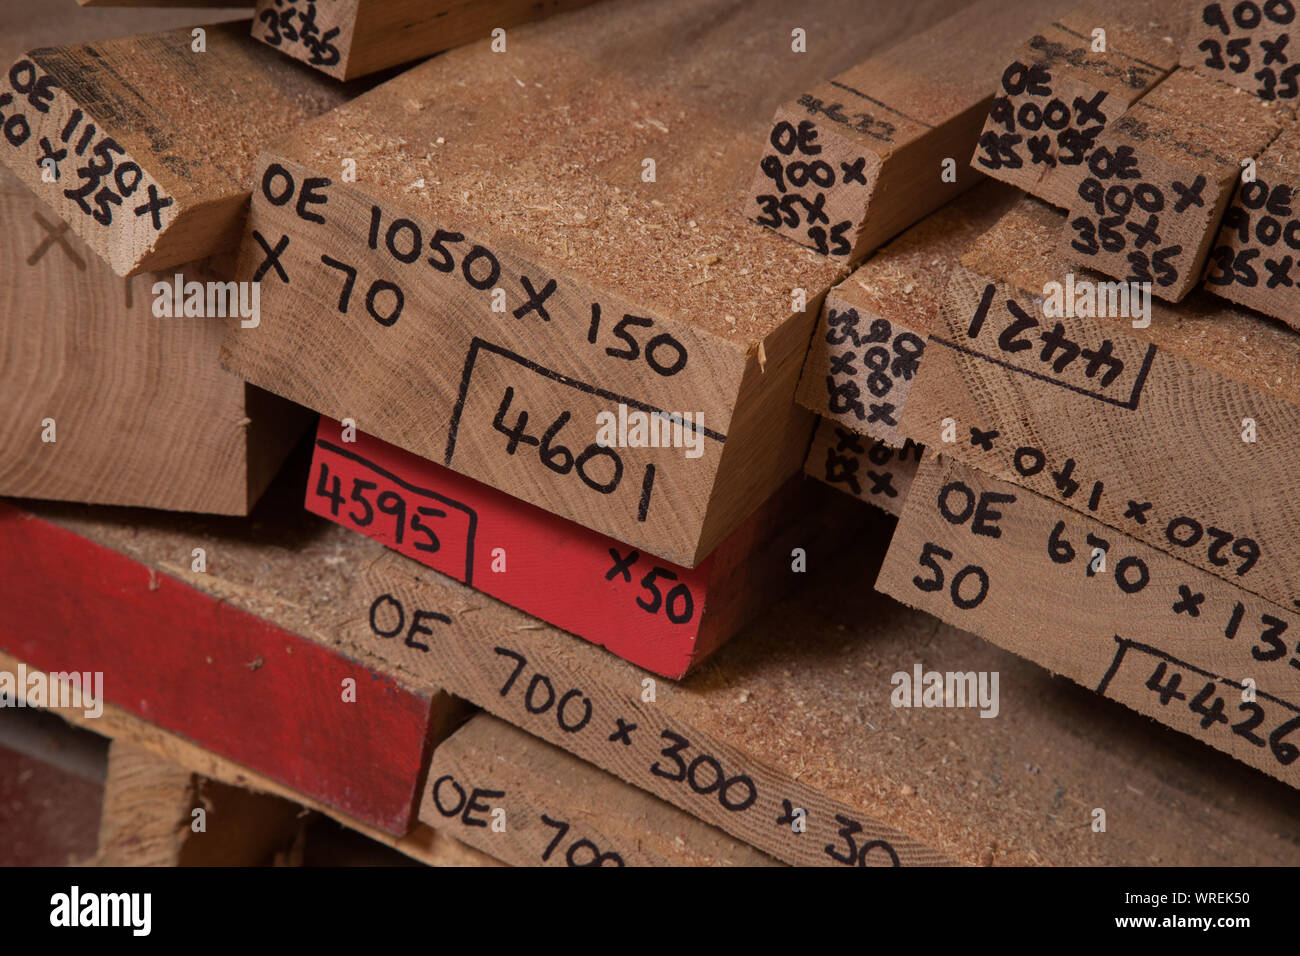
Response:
[0,22,351,276]
[1,49,185,276]
[1183,0,1300,100]
[804,416,922,517]
[1203,121,1300,329]
[795,180,1020,444]
[971,10,1178,209]
[250,0,357,79]
[1059,68,1293,302]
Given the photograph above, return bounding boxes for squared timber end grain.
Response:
[250,0,358,80]
[747,98,888,263]
[1202,129,1300,329]
[1182,0,1300,102]
[1059,68,1293,301]
[973,25,1173,210]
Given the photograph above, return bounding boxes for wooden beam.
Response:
[251,0,601,80]
[3,649,498,866]
[343,542,1300,866]
[971,0,1180,208]
[794,182,1019,446]
[424,713,779,866]
[898,197,1300,612]
[96,740,305,865]
[95,741,197,866]
[747,0,1075,266]
[307,417,864,678]
[0,492,456,835]
[1184,0,1300,100]
[877,453,1300,788]
[217,0,977,567]
[1204,121,1300,329]
[0,167,309,514]
[804,417,922,517]
[1060,68,1292,301]
[0,21,354,276]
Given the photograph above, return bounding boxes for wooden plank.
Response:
[0,167,309,514]
[217,0,974,568]
[898,197,1300,612]
[0,21,355,276]
[95,742,193,866]
[2,649,499,866]
[747,0,1073,266]
[794,182,1019,445]
[96,740,305,865]
[308,417,863,678]
[878,453,1300,787]
[1184,0,1300,100]
[971,0,1180,209]
[251,0,601,80]
[342,540,1300,867]
[0,493,453,835]
[424,713,779,866]
[804,417,922,517]
[1060,68,1292,301]
[1204,120,1300,328]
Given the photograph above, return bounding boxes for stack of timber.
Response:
[783,2,1179,515]
[780,2,1300,799]
[341,520,1300,866]
[0,459,782,867]
[1059,66,1292,301]
[970,0,1182,207]
[1044,3,1300,307]
[746,0,1076,265]
[218,0,986,568]
[216,0,988,679]
[305,416,863,678]
[967,0,1300,316]
[876,197,1300,786]
[9,0,1300,871]
[795,181,1019,515]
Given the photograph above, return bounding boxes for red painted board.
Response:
[308,417,720,678]
[308,415,863,679]
[0,505,434,835]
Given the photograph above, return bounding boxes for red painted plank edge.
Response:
[0,504,434,835]
[307,417,726,679]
